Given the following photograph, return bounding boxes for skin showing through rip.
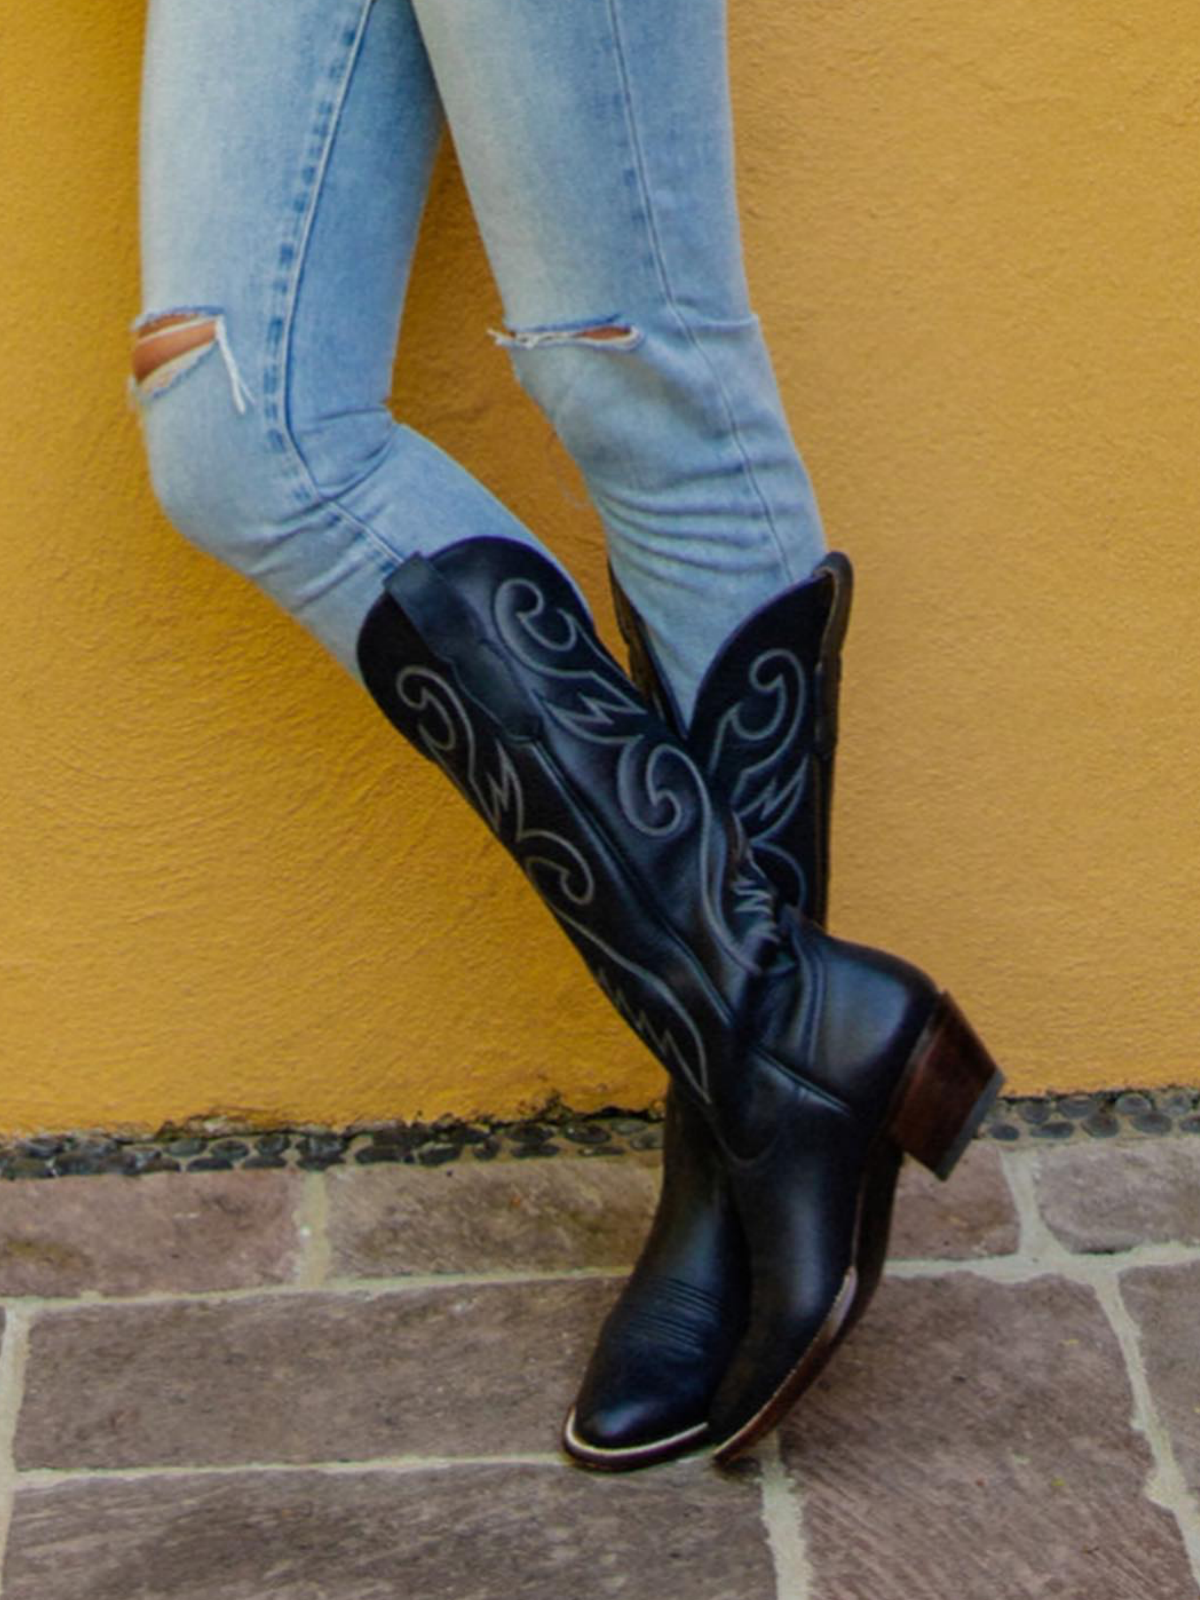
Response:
[133,316,629,389]
[132,314,218,386]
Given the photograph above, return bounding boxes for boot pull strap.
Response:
[812,552,854,760]
[606,564,684,734]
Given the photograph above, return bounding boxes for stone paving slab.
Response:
[1034,1142,1200,1252]
[888,1143,1019,1260]
[326,1157,660,1276]
[0,1139,1016,1307]
[2,1133,1200,1599]
[0,1171,303,1297]
[2,1461,772,1600]
[1121,1262,1200,1499]
[322,1142,1017,1287]
[15,1279,619,1470]
[781,1274,1196,1599]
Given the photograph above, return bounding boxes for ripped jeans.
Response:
[134,0,825,722]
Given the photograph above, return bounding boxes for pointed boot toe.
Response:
[563,1390,709,1471]
[562,1093,749,1471]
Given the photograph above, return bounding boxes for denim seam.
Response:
[601,0,800,586]
[261,0,410,575]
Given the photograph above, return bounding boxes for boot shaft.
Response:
[357,537,936,1148]
[358,538,787,1113]
[610,555,853,926]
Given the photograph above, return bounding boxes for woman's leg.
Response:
[133,0,999,1472]
[402,0,832,1468]
[410,0,825,725]
[134,0,573,676]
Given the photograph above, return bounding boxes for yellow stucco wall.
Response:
[2,2,1197,1137]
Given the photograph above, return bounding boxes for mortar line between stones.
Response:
[1096,1275,1200,1591]
[997,1147,1057,1260]
[295,1171,331,1289]
[756,1433,814,1600]
[3,1239,1198,1314]
[886,1238,1200,1283]
[0,1264,626,1317]
[15,1452,570,1488]
[320,1264,626,1293]
[1,1233,1197,1314]
[0,1310,32,1598]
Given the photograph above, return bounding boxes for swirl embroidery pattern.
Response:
[493,575,781,973]
[395,658,712,1102]
[707,646,811,911]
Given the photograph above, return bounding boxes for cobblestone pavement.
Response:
[0,1133,1198,1598]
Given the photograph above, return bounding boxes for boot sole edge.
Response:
[561,1408,710,1472]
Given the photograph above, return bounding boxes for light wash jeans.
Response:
[135,0,825,723]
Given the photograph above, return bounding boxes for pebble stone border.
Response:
[0,1086,1197,1181]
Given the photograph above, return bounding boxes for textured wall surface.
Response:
[1,1,1197,1136]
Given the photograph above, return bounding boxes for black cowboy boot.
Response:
[562,555,853,1470]
[356,536,1002,1465]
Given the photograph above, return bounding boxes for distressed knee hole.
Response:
[132,314,218,390]
[130,308,252,412]
[490,319,642,353]
[572,325,635,343]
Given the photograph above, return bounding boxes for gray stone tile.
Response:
[1034,1142,1200,1252]
[779,1275,1196,1599]
[888,1143,1019,1260]
[1121,1262,1200,1498]
[3,1462,771,1600]
[327,1156,659,1277]
[0,1172,303,1297]
[16,1279,620,1469]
